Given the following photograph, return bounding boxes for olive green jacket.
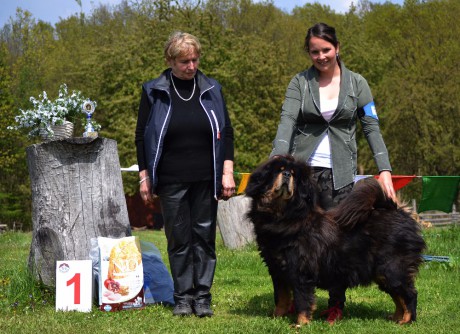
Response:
[270,64,392,190]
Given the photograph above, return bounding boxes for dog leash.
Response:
[422,255,450,263]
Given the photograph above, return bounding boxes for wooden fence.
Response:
[413,200,459,227]
[418,211,460,226]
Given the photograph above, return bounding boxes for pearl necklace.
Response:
[170,72,196,101]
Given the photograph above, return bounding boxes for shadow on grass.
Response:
[340,300,394,321]
[230,291,394,323]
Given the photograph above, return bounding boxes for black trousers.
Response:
[157,180,217,305]
[311,167,353,211]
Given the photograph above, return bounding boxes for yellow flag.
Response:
[237,173,251,194]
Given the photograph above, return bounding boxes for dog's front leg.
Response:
[293,285,316,326]
[271,276,292,317]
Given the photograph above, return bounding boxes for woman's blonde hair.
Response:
[164,31,201,61]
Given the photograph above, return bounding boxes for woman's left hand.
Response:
[378,171,396,202]
[220,160,235,200]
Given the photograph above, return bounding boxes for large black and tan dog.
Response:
[245,155,426,326]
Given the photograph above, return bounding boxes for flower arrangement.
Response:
[8,84,101,138]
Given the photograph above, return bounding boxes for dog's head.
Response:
[245,155,318,216]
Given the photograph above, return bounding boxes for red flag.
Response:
[374,175,417,191]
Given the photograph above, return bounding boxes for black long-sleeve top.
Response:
[135,75,234,185]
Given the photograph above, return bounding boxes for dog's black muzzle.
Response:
[282,170,291,182]
[281,171,292,189]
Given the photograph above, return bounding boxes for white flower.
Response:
[8,83,101,138]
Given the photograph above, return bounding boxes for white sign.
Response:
[56,260,93,312]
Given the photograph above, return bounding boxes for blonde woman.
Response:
[135,32,235,317]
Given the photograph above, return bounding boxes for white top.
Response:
[308,97,338,168]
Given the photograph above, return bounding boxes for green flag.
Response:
[418,176,460,213]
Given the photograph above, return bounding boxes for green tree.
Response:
[1,0,458,227]
[369,0,460,176]
[0,44,31,228]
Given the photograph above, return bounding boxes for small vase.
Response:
[39,121,74,141]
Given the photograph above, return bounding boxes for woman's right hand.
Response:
[139,170,153,203]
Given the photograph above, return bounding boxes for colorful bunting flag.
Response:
[354,175,373,183]
[120,167,458,213]
[418,176,460,213]
[237,173,251,194]
[374,175,417,191]
[238,174,418,194]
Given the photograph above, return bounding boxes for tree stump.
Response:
[216,195,255,249]
[26,137,131,287]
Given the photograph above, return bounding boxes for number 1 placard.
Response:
[56,260,93,312]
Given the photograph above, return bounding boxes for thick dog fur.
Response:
[245,156,426,326]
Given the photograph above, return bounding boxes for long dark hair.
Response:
[304,23,340,53]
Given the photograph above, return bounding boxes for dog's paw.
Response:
[320,305,343,324]
[296,312,311,326]
[273,308,287,317]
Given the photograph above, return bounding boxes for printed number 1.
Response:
[66,273,81,304]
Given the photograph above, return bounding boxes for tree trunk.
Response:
[216,195,255,249]
[26,137,131,287]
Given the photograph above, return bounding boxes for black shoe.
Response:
[172,303,193,316]
[193,303,213,317]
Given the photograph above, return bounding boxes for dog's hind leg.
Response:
[389,293,417,324]
[389,293,405,322]
[379,277,418,324]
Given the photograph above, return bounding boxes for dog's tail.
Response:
[329,177,397,229]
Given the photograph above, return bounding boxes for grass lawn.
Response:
[0,225,459,334]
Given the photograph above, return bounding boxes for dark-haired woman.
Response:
[270,22,396,322]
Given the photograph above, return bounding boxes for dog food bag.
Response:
[97,236,145,311]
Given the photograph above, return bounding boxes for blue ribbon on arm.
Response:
[363,101,378,119]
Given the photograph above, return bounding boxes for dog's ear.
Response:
[244,171,263,197]
[245,159,276,197]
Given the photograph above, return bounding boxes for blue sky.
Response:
[0,0,405,27]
